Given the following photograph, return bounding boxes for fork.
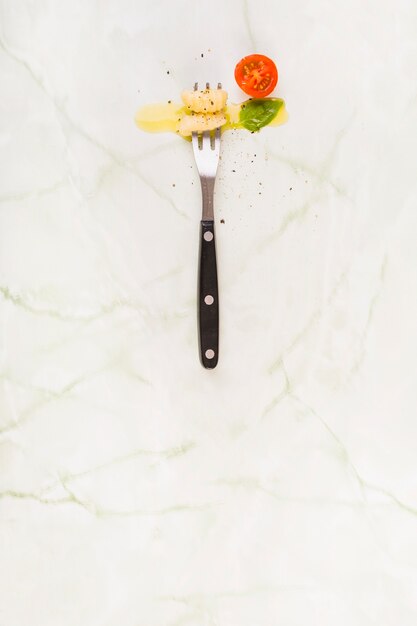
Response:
[191,81,222,369]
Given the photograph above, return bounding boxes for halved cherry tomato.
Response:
[234,54,278,97]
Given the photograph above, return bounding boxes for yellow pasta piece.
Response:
[181,89,228,113]
[178,112,227,136]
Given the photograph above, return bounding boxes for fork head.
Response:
[191,128,221,177]
[191,82,222,178]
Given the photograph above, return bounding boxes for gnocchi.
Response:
[178,112,227,137]
[181,88,228,113]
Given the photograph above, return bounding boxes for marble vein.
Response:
[1,480,221,519]
[291,394,417,518]
[0,489,80,508]
[258,118,355,254]
[0,179,67,203]
[0,361,116,435]
[348,254,388,379]
[266,114,356,202]
[268,266,349,373]
[41,441,196,493]
[242,0,257,49]
[0,285,146,322]
[263,356,417,521]
[0,35,187,220]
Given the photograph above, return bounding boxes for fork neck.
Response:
[201,176,215,220]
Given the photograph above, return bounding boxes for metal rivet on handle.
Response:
[205,349,215,359]
[203,231,213,242]
[204,295,214,305]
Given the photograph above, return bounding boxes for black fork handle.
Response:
[198,220,219,369]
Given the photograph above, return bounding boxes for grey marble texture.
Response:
[0,0,417,624]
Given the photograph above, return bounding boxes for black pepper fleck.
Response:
[220,219,225,224]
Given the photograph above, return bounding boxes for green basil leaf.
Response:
[239,98,283,132]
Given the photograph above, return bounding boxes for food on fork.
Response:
[181,88,228,113]
[179,111,227,136]
[135,96,286,137]
[178,83,227,135]
[135,55,287,138]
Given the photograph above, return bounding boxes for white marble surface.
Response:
[1,0,417,624]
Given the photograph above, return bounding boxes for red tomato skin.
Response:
[234,54,278,97]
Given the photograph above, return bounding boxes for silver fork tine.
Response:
[202,131,211,150]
